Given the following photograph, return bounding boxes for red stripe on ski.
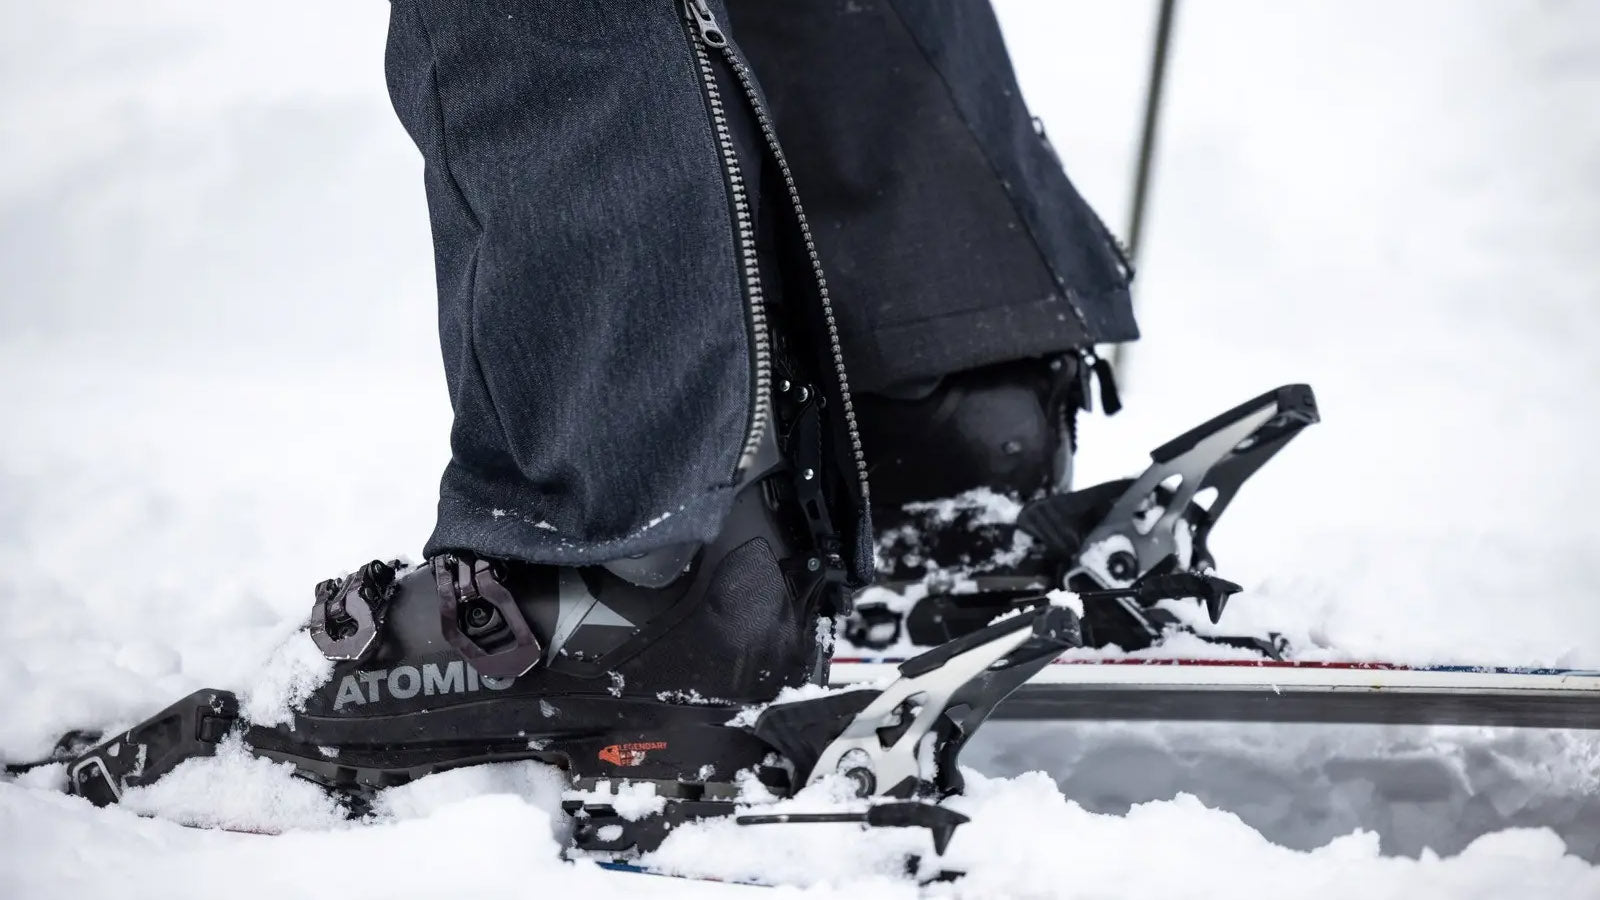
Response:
[831,657,1599,676]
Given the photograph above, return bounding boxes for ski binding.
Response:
[56,599,1088,868]
[860,383,1320,657]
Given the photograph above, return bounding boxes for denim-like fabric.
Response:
[386,1,755,564]
[727,0,1137,392]
[385,0,1134,567]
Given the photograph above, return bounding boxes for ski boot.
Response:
[60,563,1245,860]
[65,367,843,798]
[60,334,1114,862]
[61,492,1227,863]
[63,63,883,835]
[847,354,1320,657]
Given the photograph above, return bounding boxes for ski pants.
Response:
[383,0,1137,571]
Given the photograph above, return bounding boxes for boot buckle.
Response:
[435,554,544,679]
[309,560,397,661]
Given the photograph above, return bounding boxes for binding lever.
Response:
[754,603,1082,800]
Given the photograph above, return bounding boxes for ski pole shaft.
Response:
[1111,0,1178,374]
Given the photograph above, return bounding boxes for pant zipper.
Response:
[681,0,769,478]
[682,0,870,506]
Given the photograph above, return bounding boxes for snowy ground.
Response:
[4,0,1600,897]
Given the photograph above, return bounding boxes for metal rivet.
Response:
[1107,551,1138,581]
[807,558,821,572]
[802,468,815,480]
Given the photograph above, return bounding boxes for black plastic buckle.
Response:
[784,387,855,617]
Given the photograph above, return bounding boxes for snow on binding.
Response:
[850,383,1320,657]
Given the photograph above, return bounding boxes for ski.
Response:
[830,657,1600,730]
[589,859,772,891]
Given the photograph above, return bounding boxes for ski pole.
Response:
[1111,0,1178,376]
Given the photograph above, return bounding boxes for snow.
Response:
[966,721,1600,863]
[1047,590,1085,619]
[1026,0,1600,670]
[938,774,1599,900]
[568,780,668,823]
[641,778,934,888]
[901,488,1026,527]
[0,773,732,900]
[726,680,883,729]
[239,631,333,728]
[117,736,346,833]
[4,0,1600,897]
[373,760,569,827]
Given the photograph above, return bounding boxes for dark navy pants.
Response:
[384,0,1135,567]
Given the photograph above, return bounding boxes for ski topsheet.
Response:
[830,657,1600,730]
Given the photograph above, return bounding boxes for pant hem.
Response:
[424,484,738,566]
[853,289,1137,392]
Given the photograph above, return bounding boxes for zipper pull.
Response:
[1092,353,1123,416]
[1076,350,1096,413]
[1077,349,1124,416]
[684,0,727,47]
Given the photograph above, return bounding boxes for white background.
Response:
[3,1,1599,895]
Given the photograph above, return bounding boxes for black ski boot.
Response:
[261,402,853,799]
[848,358,1320,657]
[63,388,851,807]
